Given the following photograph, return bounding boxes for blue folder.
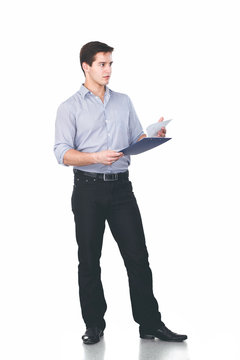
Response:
[121,137,171,155]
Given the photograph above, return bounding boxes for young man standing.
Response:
[54,41,187,345]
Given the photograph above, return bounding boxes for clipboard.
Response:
[121,137,171,155]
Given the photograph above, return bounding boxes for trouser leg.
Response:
[107,179,162,329]
[71,180,107,330]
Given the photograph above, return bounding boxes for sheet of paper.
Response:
[146,119,172,137]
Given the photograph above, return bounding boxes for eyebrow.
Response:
[97,61,113,64]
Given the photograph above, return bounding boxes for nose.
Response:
[105,64,112,75]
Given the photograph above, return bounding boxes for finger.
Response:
[112,153,123,158]
[157,130,166,137]
[110,151,122,155]
[158,116,164,122]
[108,156,121,162]
[109,155,122,160]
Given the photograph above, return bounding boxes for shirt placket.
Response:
[104,94,111,172]
[92,92,112,173]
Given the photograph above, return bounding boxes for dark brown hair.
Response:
[80,41,114,75]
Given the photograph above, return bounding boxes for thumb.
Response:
[158,116,164,122]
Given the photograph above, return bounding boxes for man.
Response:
[54,41,187,345]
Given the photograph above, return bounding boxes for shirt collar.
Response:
[79,84,111,99]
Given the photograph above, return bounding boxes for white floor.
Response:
[57,323,240,360]
[60,329,190,360]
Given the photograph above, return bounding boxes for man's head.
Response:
[80,41,114,86]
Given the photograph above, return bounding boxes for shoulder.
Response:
[109,89,130,103]
[58,90,82,113]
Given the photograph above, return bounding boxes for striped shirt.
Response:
[54,84,144,173]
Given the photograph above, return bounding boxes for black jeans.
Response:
[71,170,162,330]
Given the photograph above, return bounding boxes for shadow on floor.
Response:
[139,339,189,360]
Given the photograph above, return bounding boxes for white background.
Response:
[1,1,240,359]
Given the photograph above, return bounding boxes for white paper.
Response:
[146,119,172,137]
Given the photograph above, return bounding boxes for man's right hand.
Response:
[93,150,123,165]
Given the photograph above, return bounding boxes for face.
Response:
[83,52,113,86]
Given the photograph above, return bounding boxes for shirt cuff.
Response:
[54,145,73,166]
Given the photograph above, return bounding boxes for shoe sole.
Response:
[140,334,155,340]
[83,331,104,345]
[140,334,187,342]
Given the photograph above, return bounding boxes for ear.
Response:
[82,62,89,73]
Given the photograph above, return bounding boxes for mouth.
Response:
[103,76,110,79]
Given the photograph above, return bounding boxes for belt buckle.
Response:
[103,173,118,181]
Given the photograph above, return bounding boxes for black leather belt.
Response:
[73,169,129,182]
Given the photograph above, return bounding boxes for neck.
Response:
[83,79,106,98]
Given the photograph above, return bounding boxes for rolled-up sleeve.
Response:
[54,102,76,165]
[127,96,144,145]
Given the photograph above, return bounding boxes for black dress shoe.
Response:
[140,322,187,342]
[82,326,104,345]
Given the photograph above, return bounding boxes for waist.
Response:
[73,169,129,182]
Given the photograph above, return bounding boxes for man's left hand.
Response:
[157,116,166,137]
[137,116,167,142]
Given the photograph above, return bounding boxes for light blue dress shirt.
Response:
[54,84,144,173]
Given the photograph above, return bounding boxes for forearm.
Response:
[63,149,96,166]
[63,148,123,166]
[137,133,147,141]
